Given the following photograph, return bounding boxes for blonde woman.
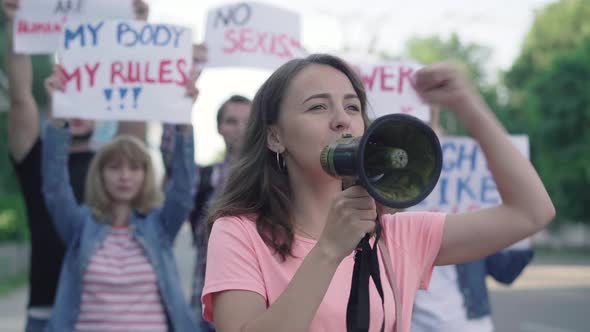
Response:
[41,68,199,331]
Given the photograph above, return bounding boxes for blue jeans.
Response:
[25,315,48,332]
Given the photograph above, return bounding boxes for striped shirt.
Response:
[75,227,168,332]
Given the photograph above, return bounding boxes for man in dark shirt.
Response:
[2,1,149,331]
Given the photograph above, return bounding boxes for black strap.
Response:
[346,222,385,332]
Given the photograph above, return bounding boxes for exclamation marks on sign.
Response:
[104,88,113,111]
[119,88,128,110]
[132,87,142,108]
[103,86,142,111]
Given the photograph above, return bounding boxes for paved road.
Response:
[489,256,590,332]
[1,228,588,332]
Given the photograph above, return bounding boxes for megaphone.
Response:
[320,113,443,208]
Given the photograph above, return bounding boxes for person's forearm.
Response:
[241,244,340,332]
[160,130,196,240]
[456,95,555,228]
[42,123,83,243]
[5,21,34,105]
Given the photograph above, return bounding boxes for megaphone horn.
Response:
[320,113,443,209]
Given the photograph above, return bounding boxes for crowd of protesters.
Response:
[2,0,554,331]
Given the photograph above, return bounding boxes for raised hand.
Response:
[1,0,19,21]
[184,68,200,105]
[133,0,149,21]
[415,62,481,115]
[190,43,208,83]
[44,65,67,99]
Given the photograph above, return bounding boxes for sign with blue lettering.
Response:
[13,0,133,54]
[413,136,529,213]
[52,20,193,124]
[205,2,307,69]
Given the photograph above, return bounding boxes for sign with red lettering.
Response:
[351,61,430,122]
[52,20,193,124]
[205,2,306,70]
[13,0,133,54]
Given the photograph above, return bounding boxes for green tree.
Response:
[403,33,492,87]
[503,0,590,130]
[503,0,590,224]
[506,0,590,91]
[392,33,498,135]
[520,39,590,223]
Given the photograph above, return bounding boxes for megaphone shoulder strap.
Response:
[378,238,403,332]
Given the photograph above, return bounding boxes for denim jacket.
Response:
[457,249,534,319]
[41,124,198,331]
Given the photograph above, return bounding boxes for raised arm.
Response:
[159,125,196,241]
[40,67,87,244]
[41,123,86,244]
[3,0,40,162]
[159,43,205,177]
[414,63,555,266]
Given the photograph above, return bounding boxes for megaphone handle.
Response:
[342,177,358,191]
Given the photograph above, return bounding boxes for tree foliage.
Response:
[519,39,590,222]
[399,33,497,135]
[404,33,492,87]
[501,0,590,223]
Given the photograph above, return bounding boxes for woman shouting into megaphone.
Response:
[200,54,555,332]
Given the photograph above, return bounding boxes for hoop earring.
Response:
[276,151,286,171]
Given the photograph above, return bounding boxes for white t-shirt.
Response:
[411,265,494,332]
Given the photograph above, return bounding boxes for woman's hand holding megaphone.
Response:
[315,186,377,262]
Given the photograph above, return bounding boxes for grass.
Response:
[0,271,27,297]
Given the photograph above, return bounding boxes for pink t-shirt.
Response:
[202,211,445,332]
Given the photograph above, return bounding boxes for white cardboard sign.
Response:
[204,2,306,70]
[351,61,430,122]
[414,135,530,213]
[53,20,193,124]
[13,0,134,54]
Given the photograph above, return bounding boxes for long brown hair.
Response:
[207,54,370,260]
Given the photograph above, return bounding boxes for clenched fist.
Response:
[415,62,482,115]
[2,0,19,21]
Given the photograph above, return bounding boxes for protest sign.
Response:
[414,135,529,213]
[351,61,430,122]
[204,2,306,70]
[13,0,134,54]
[52,20,193,124]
